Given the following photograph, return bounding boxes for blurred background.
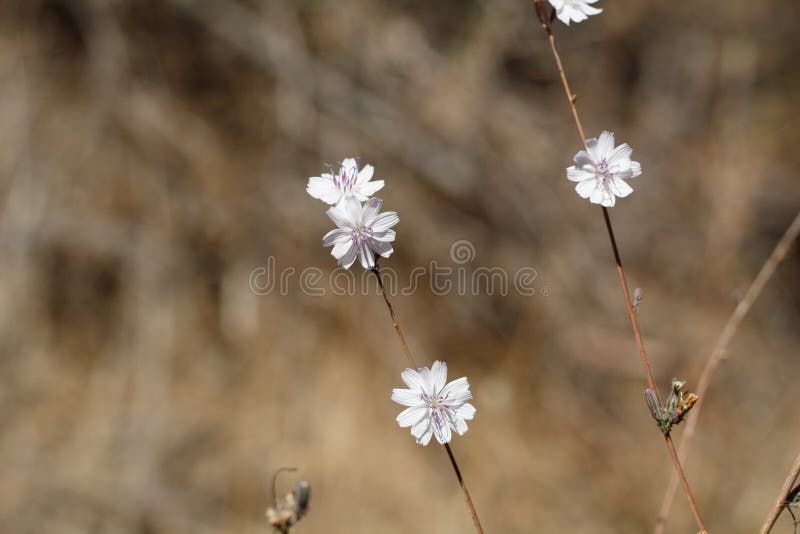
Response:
[1,0,799,532]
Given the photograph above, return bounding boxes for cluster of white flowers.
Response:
[392,361,476,446]
[307,158,399,270]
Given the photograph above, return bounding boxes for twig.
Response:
[371,264,483,534]
[760,452,800,534]
[654,210,800,534]
[532,2,707,530]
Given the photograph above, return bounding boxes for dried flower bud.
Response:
[645,379,699,435]
[645,389,661,420]
[267,474,311,533]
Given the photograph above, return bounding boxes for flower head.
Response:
[566,131,642,207]
[391,361,476,446]
[323,196,398,269]
[307,157,384,205]
[548,0,602,25]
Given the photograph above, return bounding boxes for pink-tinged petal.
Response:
[430,361,448,393]
[391,388,421,407]
[362,197,383,224]
[596,131,615,159]
[357,180,384,198]
[342,196,363,227]
[456,403,476,420]
[307,176,341,204]
[567,166,596,182]
[401,368,426,391]
[323,228,351,247]
[575,179,596,199]
[355,163,374,184]
[396,405,427,427]
[371,240,394,258]
[416,426,433,446]
[326,204,352,229]
[371,211,399,232]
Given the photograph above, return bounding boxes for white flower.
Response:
[322,196,398,269]
[548,0,602,25]
[567,131,642,208]
[391,361,476,446]
[307,157,384,205]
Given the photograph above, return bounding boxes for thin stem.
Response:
[372,264,416,369]
[371,264,483,534]
[535,4,706,530]
[654,210,800,534]
[760,451,800,534]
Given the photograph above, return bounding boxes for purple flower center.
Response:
[596,159,612,182]
[333,164,358,192]
[421,391,452,430]
[351,225,373,247]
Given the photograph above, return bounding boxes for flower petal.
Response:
[357,180,384,198]
[356,163,374,184]
[323,228,351,247]
[392,388,421,407]
[326,204,353,229]
[607,143,632,165]
[567,166,596,182]
[331,240,354,260]
[456,402,476,420]
[396,405,427,427]
[433,419,452,444]
[454,417,469,436]
[362,198,383,225]
[401,368,426,391]
[441,377,472,404]
[371,240,394,258]
[431,361,448,394]
[416,426,433,446]
[611,177,633,198]
[372,229,396,243]
[371,211,399,232]
[343,196,363,227]
[597,131,615,159]
[575,178,597,199]
[307,176,341,204]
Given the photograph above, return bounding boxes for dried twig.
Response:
[654,210,800,534]
[760,452,800,534]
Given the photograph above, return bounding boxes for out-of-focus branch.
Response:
[760,451,800,534]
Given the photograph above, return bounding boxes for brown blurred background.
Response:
[1,0,799,532]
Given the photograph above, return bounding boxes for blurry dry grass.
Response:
[0,0,799,533]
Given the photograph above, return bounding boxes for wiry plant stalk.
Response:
[760,451,800,534]
[654,210,800,534]
[532,2,707,531]
[371,264,484,534]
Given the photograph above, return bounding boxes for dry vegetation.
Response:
[1,0,799,533]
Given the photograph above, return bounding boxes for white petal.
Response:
[392,388,421,407]
[556,8,571,24]
[411,417,430,438]
[362,198,383,225]
[307,176,342,205]
[574,150,595,168]
[396,405,427,427]
[454,417,469,435]
[456,403,476,420]
[611,177,633,198]
[580,4,602,15]
[323,228,351,247]
[355,163,374,184]
[343,196,363,226]
[585,137,600,160]
[629,161,642,178]
[416,426,433,446]
[441,377,472,404]
[548,0,565,8]
[401,368,426,391]
[597,131,615,159]
[340,158,358,172]
[371,211,399,232]
[337,243,358,269]
[607,143,632,164]
[372,229,396,243]
[567,166,596,182]
[430,361,447,394]
[356,180,384,199]
[589,187,605,205]
[575,179,597,199]
[417,367,435,394]
[434,420,452,444]
[359,240,374,269]
[601,191,616,208]
[326,204,352,230]
[371,240,394,258]
[331,240,354,260]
